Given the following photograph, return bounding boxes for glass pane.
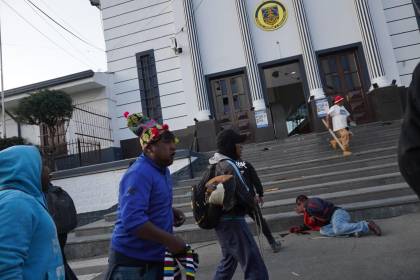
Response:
[328,58,337,74]
[230,77,243,94]
[345,73,361,90]
[340,55,350,72]
[223,97,230,114]
[321,59,330,74]
[220,80,227,96]
[347,53,358,72]
[233,95,240,110]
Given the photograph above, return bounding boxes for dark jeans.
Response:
[105,249,163,280]
[249,207,275,244]
[107,265,163,280]
[213,218,269,280]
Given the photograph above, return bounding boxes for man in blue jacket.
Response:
[106,112,188,280]
[0,145,64,279]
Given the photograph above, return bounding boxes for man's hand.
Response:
[289,226,303,233]
[167,236,187,255]
[255,196,264,207]
[173,208,186,227]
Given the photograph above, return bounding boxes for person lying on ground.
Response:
[291,195,382,237]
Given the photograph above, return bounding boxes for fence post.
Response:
[77,139,82,167]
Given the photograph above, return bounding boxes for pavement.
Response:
[70,212,420,280]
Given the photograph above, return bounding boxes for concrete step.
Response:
[171,154,396,205]
[173,161,400,199]
[242,121,401,152]
[66,195,419,260]
[106,171,406,224]
[174,144,398,190]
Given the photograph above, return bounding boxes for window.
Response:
[136,50,162,121]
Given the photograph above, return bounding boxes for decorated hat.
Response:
[123,111,177,148]
[334,95,345,104]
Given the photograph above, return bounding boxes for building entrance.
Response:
[210,73,253,138]
[319,49,371,124]
[263,61,311,139]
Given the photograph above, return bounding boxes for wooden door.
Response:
[320,50,372,124]
[211,74,252,137]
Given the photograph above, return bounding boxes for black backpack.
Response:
[191,164,223,229]
[45,185,78,234]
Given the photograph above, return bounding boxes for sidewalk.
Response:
[71,212,420,280]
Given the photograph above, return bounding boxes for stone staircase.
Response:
[66,120,419,267]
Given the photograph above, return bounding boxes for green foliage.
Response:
[14,89,73,127]
[0,136,27,151]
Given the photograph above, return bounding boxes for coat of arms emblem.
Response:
[255,1,287,31]
[262,5,280,26]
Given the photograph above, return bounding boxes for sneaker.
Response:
[368,221,382,236]
[343,151,352,157]
[270,240,281,253]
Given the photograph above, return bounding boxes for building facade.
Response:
[96,0,419,150]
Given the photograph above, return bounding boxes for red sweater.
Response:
[303,211,327,231]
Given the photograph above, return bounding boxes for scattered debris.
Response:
[292,272,300,277]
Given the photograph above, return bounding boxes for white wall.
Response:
[101,0,190,141]
[382,0,420,86]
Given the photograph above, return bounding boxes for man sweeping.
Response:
[327,95,354,156]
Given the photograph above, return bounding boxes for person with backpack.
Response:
[293,195,382,237]
[235,158,281,253]
[41,165,78,280]
[0,145,65,279]
[209,129,269,280]
[106,112,194,280]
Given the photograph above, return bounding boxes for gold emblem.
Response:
[255,1,287,31]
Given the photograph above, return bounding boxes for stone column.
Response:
[354,0,388,87]
[292,0,325,99]
[183,0,211,121]
[234,0,266,111]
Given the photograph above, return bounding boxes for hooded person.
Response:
[209,129,269,280]
[399,63,420,199]
[0,145,65,280]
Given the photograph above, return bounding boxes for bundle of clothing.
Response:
[163,246,199,280]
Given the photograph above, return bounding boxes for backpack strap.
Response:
[225,160,250,192]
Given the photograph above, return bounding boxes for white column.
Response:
[234,0,266,111]
[292,0,325,100]
[183,0,211,121]
[354,0,388,87]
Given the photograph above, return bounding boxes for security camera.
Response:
[170,37,182,55]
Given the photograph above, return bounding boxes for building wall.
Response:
[101,0,190,142]
[100,0,416,142]
[382,0,420,86]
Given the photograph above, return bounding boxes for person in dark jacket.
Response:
[295,195,382,237]
[41,166,78,280]
[210,129,269,280]
[398,62,420,199]
[236,157,281,252]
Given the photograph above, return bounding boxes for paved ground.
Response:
[71,212,420,280]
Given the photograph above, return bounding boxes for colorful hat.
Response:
[334,95,345,104]
[123,111,177,148]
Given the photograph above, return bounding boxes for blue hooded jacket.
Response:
[0,146,64,280]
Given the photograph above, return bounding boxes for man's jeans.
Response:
[320,208,369,237]
[107,264,163,280]
[213,218,269,280]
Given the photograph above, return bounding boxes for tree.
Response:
[14,89,73,163]
[0,136,27,151]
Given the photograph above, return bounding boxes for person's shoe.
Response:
[368,221,382,236]
[330,140,337,150]
[270,240,281,253]
[343,151,352,157]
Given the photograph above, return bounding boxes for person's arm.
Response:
[119,172,186,254]
[0,197,34,280]
[246,162,264,198]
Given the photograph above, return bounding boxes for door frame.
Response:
[315,42,371,94]
[205,67,252,119]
